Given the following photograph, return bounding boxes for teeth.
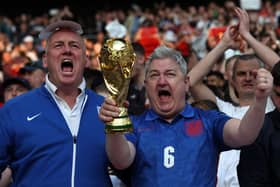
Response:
[62,59,72,63]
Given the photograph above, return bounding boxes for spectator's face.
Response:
[206,75,224,88]
[132,53,145,77]
[29,69,46,88]
[224,57,236,84]
[233,59,260,99]
[43,31,87,88]
[144,58,189,121]
[4,84,28,102]
[272,85,280,112]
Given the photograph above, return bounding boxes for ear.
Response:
[85,55,91,68]
[184,75,190,84]
[224,73,229,81]
[185,75,190,91]
[231,77,238,88]
[139,55,146,65]
[42,53,48,68]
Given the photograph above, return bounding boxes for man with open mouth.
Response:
[99,36,273,186]
[0,20,112,187]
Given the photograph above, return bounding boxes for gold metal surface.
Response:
[99,38,136,133]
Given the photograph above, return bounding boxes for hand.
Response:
[99,97,121,123]
[254,68,273,100]
[220,24,242,50]
[234,7,250,38]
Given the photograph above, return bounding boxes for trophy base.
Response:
[105,124,133,134]
[105,107,133,134]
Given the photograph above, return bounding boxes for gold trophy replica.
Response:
[99,38,136,133]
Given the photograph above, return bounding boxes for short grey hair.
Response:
[145,45,187,76]
[232,53,264,80]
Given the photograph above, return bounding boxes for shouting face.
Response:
[145,58,189,122]
[43,30,87,90]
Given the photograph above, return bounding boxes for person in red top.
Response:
[134,18,161,58]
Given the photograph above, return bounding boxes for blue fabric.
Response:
[0,86,112,187]
[125,105,231,187]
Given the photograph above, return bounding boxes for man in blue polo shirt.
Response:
[99,34,273,186]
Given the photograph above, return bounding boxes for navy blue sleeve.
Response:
[0,107,12,173]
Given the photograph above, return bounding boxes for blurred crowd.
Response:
[1,0,280,105]
[0,0,278,91]
[1,0,280,187]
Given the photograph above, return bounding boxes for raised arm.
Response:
[223,68,273,147]
[99,98,136,169]
[188,25,239,86]
[188,25,240,102]
[235,7,280,68]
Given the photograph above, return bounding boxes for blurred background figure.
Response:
[222,49,241,105]
[89,69,109,97]
[205,70,226,99]
[105,19,128,40]
[191,99,219,111]
[21,35,39,62]
[134,18,161,58]
[19,61,47,88]
[237,61,280,187]
[2,77,31,103]
[0,77,31,187]
[127,42,147,115]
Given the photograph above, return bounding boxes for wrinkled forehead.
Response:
[146,61,186,80]
[45,31,85,51]
[236,58,261,70]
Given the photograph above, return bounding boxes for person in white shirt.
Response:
[188,7,280,187]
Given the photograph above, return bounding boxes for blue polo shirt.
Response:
[125,104,231,187]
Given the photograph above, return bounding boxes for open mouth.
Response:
[61,59,73,73]
[158,90,171,100]
[242,83,254,88]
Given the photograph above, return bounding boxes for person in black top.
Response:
[237,61,280,187]
[127,42,147,115]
